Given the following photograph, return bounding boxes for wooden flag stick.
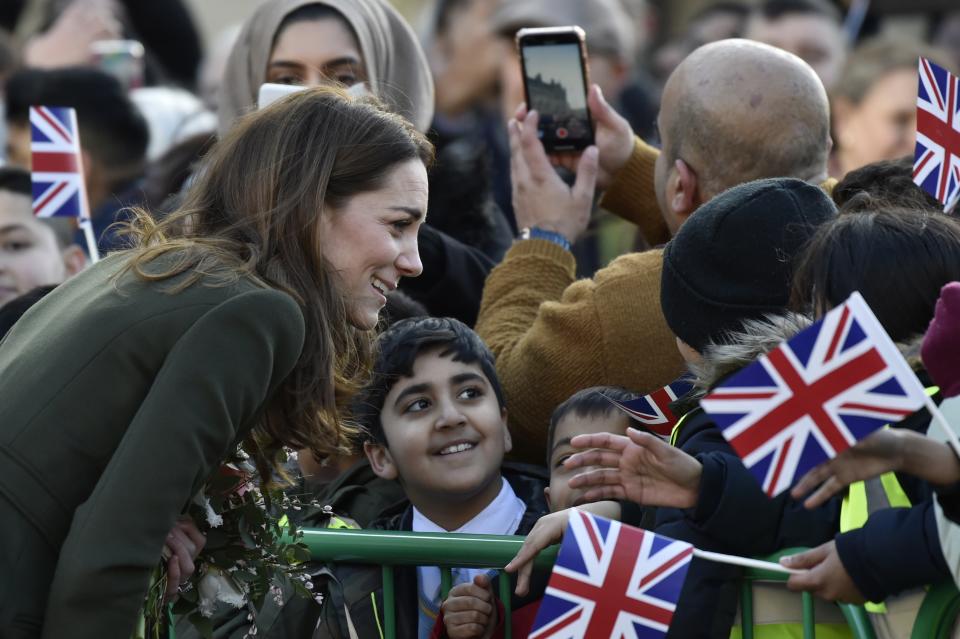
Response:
[79,217,100,263]
[922,393,960,459]
[692,549,803,575]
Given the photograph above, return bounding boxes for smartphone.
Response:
[90,40,145,90]
[516,26,593,152]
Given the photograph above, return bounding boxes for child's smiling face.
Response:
[366,347,511,515]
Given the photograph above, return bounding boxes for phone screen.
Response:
[521,41,592,150]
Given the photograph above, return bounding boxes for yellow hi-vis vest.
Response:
[838,386,939,620]
[669,409,851,638]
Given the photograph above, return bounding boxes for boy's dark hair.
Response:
[832,156,943,213]
[356,316,505,444]
[0,285,56,338]
[792,209,960,342]
[0,166,31,196]
[0,166,75,248]
[381,291,429,327]
[546,386,636,465]
[5,67,149,176]
[758,0,841,23]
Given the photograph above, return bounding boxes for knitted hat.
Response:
[921,282,960,399]
[660,178,836,352]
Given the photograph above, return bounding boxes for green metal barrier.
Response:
[724,547,875,639]
[737,548,875,639]
[302,528,558,639]
[911,581,960,639]
[303,531,882,639]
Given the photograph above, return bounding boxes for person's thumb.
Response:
[474,573,491,589]
[781,544,828,570]
[572,146,599,203]
[588,84,614,124]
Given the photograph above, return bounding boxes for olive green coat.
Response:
[0,253,305,639]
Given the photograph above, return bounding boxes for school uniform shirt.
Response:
[413,478,527,638]
[0,251,305,639]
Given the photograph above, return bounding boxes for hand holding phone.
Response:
[516,26,594,153]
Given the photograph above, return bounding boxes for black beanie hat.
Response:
[660,177,836,352]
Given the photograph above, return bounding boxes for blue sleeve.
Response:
[686,451,840,555]
[835,501,949,602]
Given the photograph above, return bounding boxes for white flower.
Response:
[192,492,223,528]
[197,567,247,617]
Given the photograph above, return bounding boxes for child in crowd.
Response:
[0,167,85,310]
[310,316,550,639]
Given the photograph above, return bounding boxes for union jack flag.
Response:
[608,379,695,439]
[914,57,960,209]
[30,106,89,220]
[700,292,928,497]
[529,510,692,639]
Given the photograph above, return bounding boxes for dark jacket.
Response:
[313,463,550,639]
[0,252,305,639]
[399,224,495,327]
[673,319,949,619]
[652,315,838,639]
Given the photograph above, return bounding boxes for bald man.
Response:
[477,38,831,460]
[477,38,833,638]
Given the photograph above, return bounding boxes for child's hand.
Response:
[162,516,206,602]
[565,428,703,509]
[441,574,498,639]
[505,501,620,597]
[791,428,960,509]
[781,541,865,603]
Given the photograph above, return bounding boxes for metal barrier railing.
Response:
[738,548,876,639]
[303,530,910,639]
[302,528,558,639]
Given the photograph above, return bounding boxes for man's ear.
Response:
[670,158,699,224]
[544,486,552,510]
[500,407,512,454]
[61,244,87,276]
[364,441,399,480]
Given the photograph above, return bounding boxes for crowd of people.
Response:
[1,0,960,638]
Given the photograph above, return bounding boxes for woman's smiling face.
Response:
[318,159,428,329]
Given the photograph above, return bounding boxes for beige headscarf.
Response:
[218,0,435,135]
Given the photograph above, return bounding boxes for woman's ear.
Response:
[364,441,399,480]
[61,244,87,276]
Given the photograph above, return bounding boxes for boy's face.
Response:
[0,191,70,308]
[366,347,511,508]
[546,411,631,512]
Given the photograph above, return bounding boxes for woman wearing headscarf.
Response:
[216,0,506,325]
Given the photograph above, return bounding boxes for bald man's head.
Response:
[656,39,830,207]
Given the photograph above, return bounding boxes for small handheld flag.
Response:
[608,379,694,439]
[30,105,99,262]
[529,510,692,638]
[914,57,960,212]
[700,292,928,497]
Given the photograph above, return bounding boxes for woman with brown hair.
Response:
[0,85,432,639]
[216,0,505,326]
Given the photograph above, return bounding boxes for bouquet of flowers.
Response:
[140,449,318,639]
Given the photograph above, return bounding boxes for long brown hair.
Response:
[121,86,433,474]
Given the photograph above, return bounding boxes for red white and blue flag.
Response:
[30,106,89,220]
[700,292,928,497]
[914,57,960,210]
[608,379,694,439]
[529,510,692,639]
